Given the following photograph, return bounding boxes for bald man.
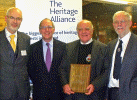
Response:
[59,20,107,100]
[0,7,30,100]
[27,18,66,100]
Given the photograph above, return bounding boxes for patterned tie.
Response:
[113,40,123,79]
[46,43,51,72]
[10,35,16,52]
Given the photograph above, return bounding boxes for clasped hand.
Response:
[63,84,94,95]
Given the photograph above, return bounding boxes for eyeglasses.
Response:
[40,26,53,30]
[113,20,127,24]
[7,16,22,21]
[77,28,90,31]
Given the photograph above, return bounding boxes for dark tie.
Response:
[113,40,123,80]
[46,43,51,72]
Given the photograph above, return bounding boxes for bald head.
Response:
[76,19,94,43]
[77,20,93,30]
[6,7,22,18]
[5,7,23,34]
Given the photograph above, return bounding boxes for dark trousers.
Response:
[1,88,30,100]
[108,88,119,100]
[64,92,98,100]
[33,86,65,100]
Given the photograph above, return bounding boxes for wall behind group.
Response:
[0,0,15,31]
[16,0,82,44]
[0,0,82,44]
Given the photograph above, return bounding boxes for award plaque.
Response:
[69,64,91,93]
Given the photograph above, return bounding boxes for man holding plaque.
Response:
[59,20,107,100]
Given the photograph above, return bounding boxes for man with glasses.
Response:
[91,11,137,100]
[0,7,30,100]
[27,18,66,100]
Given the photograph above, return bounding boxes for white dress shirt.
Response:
[5,28,17,46]
[108,32,131,88]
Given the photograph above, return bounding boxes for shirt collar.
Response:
[42,38,53,47]
[5,27,17,38]
[119,31,131,45]
[80,38,93,45]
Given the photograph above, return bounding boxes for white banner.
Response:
[15,0,82,44]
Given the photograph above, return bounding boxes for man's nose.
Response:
[45,27,49,31]
[13,19,17,23]
[82,29,86,33]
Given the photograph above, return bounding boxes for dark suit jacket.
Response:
[27,38,66,100]
[94,33,137,100]
[59,39,106,99]
[0,29,30,100]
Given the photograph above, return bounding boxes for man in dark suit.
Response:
[91,11,137,100]
[0,7,30,100]
[27,18,66,100]
[59,19,106,100]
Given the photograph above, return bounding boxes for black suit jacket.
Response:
[94,33,137,100]
[59,39,106,99]
[27,38,66,100]
[0,29,30,100]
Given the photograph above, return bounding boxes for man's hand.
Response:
[63,84,74,95]
[85,84,94,95]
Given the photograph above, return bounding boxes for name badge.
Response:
[21,50,27,56]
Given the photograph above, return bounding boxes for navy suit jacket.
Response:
[94,33,137,100]
[27,38,66,100]
[0,29,30,100]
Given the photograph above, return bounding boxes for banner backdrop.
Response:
[16,0,82,44]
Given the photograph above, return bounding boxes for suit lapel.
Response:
[71,40,79,64]
[14,32,23,63]
[122,34,134,64]
[107,39,118,76]
[14,32,30,64]
[35,40,47,72]
[0,30,13,64]
[109,39,118,61]
[52,39,58,67]
[119,33,137,93]
[39,40,47,68]
[120,34,136,77]
[90,40,98,67]
[51,39,62,69]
